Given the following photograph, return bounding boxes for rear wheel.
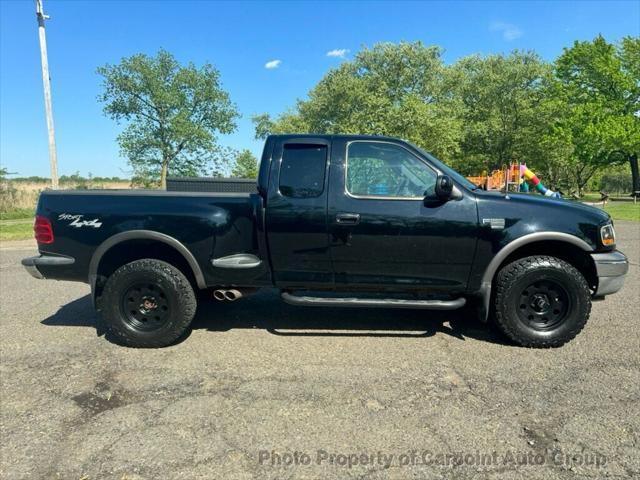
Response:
[494,255,591,348]
[100,259,197,347]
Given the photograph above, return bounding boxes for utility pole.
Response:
[35,0,59,189]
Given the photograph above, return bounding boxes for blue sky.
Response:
[1,0,639,178]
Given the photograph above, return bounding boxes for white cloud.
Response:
[264,59,282,69]
[326,48,350,58]
[490,21,523,41]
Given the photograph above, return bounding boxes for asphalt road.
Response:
[1,222,639,480]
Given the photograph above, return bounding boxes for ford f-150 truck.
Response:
[22,135,629,348]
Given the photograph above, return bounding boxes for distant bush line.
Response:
[10,175,129,183]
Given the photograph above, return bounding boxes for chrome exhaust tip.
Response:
[213,289,227,301]
[224,289,242,301]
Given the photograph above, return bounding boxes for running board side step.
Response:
[281,292,466,310]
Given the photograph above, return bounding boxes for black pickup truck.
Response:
[23,135,628,348]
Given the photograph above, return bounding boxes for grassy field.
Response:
[581,192,603,202]
[599,201,640,222]
[0,220,33,242]
[0,209,35,221]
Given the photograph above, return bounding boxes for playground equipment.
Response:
[518,165,561,198]
[467,163,561,198]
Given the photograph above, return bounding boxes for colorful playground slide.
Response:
[518,164,561,198]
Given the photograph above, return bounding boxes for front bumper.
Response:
[591,250,628,297]
[21,254,75,279]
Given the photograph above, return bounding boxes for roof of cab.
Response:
[266,133,408,143]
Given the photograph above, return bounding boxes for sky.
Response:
[1,0,639,178]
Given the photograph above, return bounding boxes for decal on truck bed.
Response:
[58,213,103,229]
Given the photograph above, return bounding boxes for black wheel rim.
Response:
[516,279,571,331]
[121,282,170,332]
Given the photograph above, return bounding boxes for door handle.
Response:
[336,213,360,225]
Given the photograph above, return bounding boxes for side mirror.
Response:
[424,175,453,206]
[434,174,453,200]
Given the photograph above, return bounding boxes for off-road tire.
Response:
[494,255,591,348]
[100,259,197,348]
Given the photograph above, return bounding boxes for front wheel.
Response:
[100,259,197,347]
[493,256,591,348]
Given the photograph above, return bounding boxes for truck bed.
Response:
[35,189,264,286]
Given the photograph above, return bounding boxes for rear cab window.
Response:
[279,144,328,198]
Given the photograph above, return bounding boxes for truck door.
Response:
[265,137,333,288]
[328,138,478,292]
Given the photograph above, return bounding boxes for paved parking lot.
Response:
[1,222,638,479]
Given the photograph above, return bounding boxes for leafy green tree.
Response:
[231,149,259,178]
[449,51,554,174]
[529,113,578,194]
[554,35,640,196]
[253,44,558,177]
[98,49,239,188]
[253,42,462,162]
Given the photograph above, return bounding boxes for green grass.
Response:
[0,208,35,221]
[0,208,36,241]
[0,221,33,241]
[598,202,640,222]
[581,192,603,202]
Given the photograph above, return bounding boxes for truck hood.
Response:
[509,193,611,223]
[475,190,614,251]
[478,191,611,225]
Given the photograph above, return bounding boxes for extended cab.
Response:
[23,135,628,348]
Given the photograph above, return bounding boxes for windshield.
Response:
[412,144,479,191]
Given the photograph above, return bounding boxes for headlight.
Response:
[600,224,616,246]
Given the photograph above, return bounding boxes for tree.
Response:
[554,35,640,196]
[231,149,259,178]
[449,51,554,174]
[253,42,463,163]
[98,49,239,188]
[252,44,560,176]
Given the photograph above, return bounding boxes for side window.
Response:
[279,144,327,198]
[346,142,437,198]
